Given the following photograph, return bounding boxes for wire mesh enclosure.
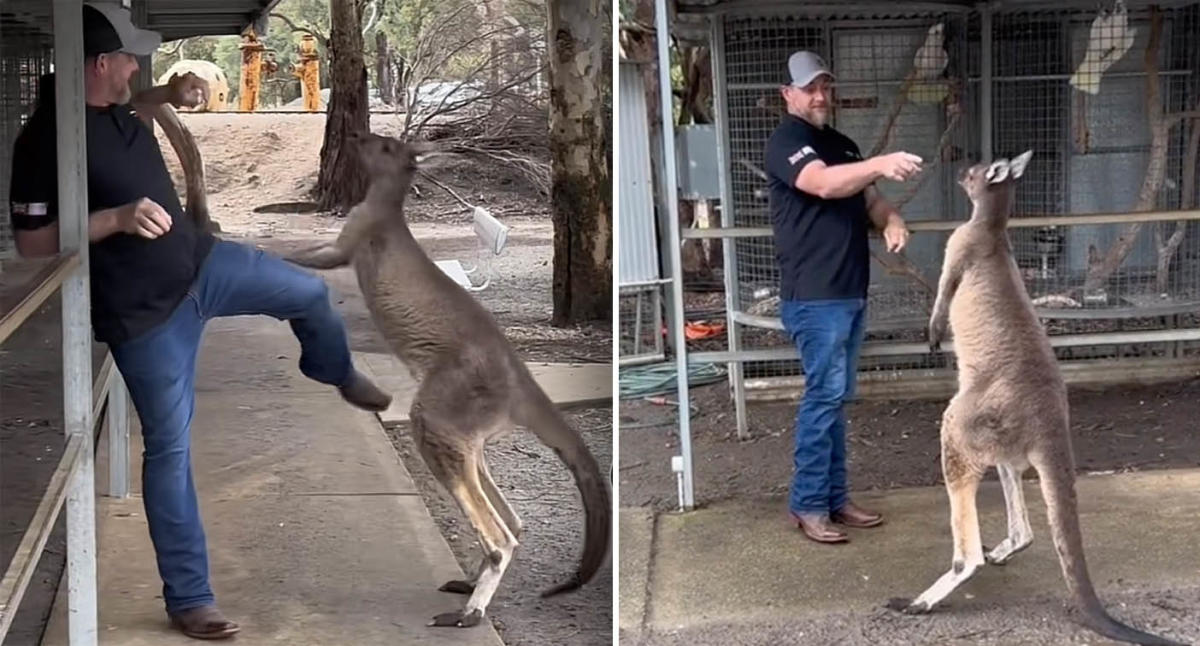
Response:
[696,0,1200,388]
[619,284,665,363]
[994,3,1200,311]
[0,6,54,264]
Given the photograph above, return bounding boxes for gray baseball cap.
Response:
[786,50,835,87]
[83,1,161,58]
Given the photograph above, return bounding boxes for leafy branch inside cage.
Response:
[1155,113,1200,294]
[1057,7,1200,302]
[867,29,962,304]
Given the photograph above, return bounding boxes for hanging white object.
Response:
[910,22,950,104]
[913,22,948,80]
[1069,0,1136,95]
[435,206,509,291]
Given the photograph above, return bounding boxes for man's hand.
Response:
[872,151,923,182]
[882,214,909,253]
[166,72,209,109]
[118,198,173,239]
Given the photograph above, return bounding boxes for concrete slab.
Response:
[618,507,655,635]
[353,350,612,426]
[41,316,503,646]
[193,318,329,395]
[641,469,1200,633]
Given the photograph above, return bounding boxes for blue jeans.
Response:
[780,298,867,515]
[109,239,353,613]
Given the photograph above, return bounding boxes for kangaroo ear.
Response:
[1009,149,1034,179]
[985,160,1010,184]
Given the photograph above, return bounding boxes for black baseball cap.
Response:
[83,2,161,58]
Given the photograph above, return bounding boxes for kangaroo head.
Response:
[347,131,437,182]
[957,149,1033,205]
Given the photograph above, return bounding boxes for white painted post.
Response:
[654,0,695,509]
[107,374,130,498]
[53,0,98,643]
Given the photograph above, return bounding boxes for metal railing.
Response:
[0,250,129,644]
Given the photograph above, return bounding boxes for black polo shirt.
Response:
[764,114,871,302]
[8,74,214,346]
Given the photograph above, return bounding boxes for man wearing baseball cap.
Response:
[7,2,392,639]
[764,50,923,544]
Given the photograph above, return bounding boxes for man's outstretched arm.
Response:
[130,72,209,128]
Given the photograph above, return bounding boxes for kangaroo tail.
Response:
[1035,456,1187,646]
[512,374,611,597]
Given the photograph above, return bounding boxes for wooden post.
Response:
[296,34,321,112]
[239,30,265,111]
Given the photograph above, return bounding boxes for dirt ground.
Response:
[619,370,1200,645]
[618,378,1200,511]
[1,112,610,645]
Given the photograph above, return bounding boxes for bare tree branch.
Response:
[270,12,329,49]
[361,0,380,35]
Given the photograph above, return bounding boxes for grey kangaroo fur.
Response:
[885,150,1188,646]
[284,131,611,629]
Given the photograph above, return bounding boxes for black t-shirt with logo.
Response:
[764,114,871,302]
[8,74,214,345]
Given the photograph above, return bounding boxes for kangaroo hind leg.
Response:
[889,405,987,614]
[410,389,517,628]
[985,462,1034,565]
[439,458,523,596]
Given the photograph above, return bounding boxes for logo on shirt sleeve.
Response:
[788,146,817,165]
[11,202,48,217]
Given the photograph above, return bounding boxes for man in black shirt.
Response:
[764,50,923,545]
[7,3,391,639]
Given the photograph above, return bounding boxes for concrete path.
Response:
[40,316,503,646]
[621,469,1200,645]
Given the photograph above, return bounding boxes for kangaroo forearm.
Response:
[333,205,375,254]
[131,85,173,110]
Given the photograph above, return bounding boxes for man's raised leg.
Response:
[194,239,391,411]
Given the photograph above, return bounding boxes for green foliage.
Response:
[150,0,555,109]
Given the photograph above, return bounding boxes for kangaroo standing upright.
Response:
[886,150,1186,646]
[284,132,611,629]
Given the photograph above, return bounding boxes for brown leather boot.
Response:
[790,512,848,544]
[832,501,884,528]
[338,367,392,412]
[168,605,240,640]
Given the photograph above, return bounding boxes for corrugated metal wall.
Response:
[618,60,661,286]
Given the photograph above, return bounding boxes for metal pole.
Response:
[710,15,750,439]
[655,0,696,510]
[53,0,98,643]
[653,285,663,356]
[980,2,993,162]
[107,374,130,499]
[634,290,644,355]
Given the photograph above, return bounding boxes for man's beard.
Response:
[115,80,132,105]
[806,107,829,127]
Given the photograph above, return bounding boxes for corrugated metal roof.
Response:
[145,0,285,40]
[0,0,285,44]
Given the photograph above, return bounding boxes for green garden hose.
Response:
[618,362,727,400]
